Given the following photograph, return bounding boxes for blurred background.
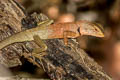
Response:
[12,0,120,79]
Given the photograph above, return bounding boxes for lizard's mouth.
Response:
[81,31,105,38]
[95,31,105,37]
[98,32,105,38]
[92,31,105,37]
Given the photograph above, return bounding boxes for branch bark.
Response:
[0,0,112,80]
[0,0,25,67]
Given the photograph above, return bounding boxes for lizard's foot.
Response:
[32,52,47,71]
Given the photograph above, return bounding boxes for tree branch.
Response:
[0,0,112,80]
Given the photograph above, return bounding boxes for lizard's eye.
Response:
[77,27,81,35]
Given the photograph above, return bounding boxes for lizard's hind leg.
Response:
[32,35,47,70]
[33,35,47,53]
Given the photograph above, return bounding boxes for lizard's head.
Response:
[76,21,104,37]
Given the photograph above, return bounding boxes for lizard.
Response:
[0,19,104,60]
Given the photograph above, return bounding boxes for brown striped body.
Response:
[48,20,104,39]
[0,20,104,49]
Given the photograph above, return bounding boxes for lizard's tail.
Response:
[0,31,33,50]
[0,36,17,49]
[0,32,29,50]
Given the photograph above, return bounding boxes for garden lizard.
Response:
[0,20,104,58]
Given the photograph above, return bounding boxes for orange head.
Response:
[76,20,104,37]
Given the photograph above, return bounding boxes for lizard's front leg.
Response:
[63,31,77,45]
